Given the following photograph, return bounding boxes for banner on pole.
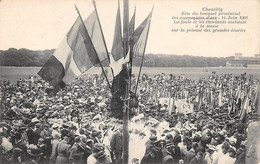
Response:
[175,99,194,114]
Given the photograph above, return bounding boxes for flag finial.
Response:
[92,0,96,7]
[74,5,79,14]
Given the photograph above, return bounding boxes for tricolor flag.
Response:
[110,3,130,99]
[109,3,130,77]
[111,3,124,62]
[133,8,153,94]
[133,9,153,58]
[129,8,136,41]
[38,10,106,95]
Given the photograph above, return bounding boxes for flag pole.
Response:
[123,0,129,163]
[74,5,112,90]
[129,7,136,93]
[92,0,116,80]
[135,7,153,95]
[135,49,144,94]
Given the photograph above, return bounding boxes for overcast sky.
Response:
[0,0,259,57]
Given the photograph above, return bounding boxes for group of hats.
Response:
[92,143,107,160]
[78,138,93,152]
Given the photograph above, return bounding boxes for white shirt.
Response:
[87,154,97,164]
[217,154,235,164]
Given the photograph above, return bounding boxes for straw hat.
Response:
[207,144,217,151]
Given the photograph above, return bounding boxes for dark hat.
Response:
[19,125,27,131]
[166,134,173,140]
[222,141,230,149]
[215,118,221,122]
[217,122,225,127]
[92,143,104,151]
[140,132,146,136]
[154,139,166,146]
[165,142,174,148]
[28,122,35,128]
[228,147,236,153]
[60,129,70,137]
[150,146,161,154]
[173,135,181,144]
[78,140,91,151]
[183,136,192,143]
[86,139,94,145]
[13,148,23,156]
[62,123,70,128]
[202,115,208,119]
[150,129,157,134]
[193,135,201,142]
[69,125,77,130]
[35,122,42,128]
[92,130,102,137]
[149,136,157,141]
[163,129,170,134]
[172,129,180,135]
[68,131,78,138]
[95,150,106,160]
[43,123,50,127]
[208,123,214,127]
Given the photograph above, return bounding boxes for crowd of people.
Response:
[0,72,259,164]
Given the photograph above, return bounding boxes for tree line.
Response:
[0,48,233,67]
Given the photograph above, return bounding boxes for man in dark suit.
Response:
[183,143,196,164]
[110,126,123,164]
[26,122,41,145]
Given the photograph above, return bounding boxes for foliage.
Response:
[0,48,54,67]
[0,48,233,67]
[133,54,233,67]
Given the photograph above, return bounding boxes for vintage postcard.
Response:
[0,0,260,164]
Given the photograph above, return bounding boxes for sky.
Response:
[0,0,259,57]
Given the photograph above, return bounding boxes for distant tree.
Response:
[0,48,230,67]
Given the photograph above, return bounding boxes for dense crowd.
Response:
[0,73,259,164]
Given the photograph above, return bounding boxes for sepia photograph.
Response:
[0,0,260,164]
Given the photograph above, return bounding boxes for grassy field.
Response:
[1,66,260,83]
